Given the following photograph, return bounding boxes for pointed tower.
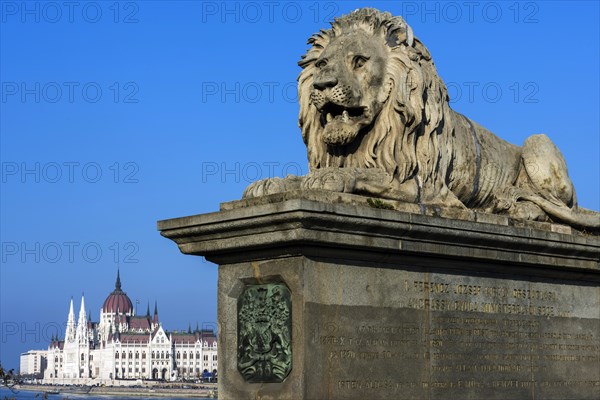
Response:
[146,302,151,318]
[76,294,87,343]
[153,300,159,324]
[65,297,76,342]
[116,268,121,289]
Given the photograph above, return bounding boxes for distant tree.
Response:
[0,363,17,399]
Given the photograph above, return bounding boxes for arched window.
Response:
[129,351,133,359]
[152,351,155,358]
[189,352,193,359]
[183,352,187,359]
[142,352,146,359]
[161,351,165,359]
[135,352,139,359]
[55,357,58,363]
[122,351,126,359]
[81,353,85,361]
[176,352,180,359]
[196,351,200,359]
[115,352,119,359]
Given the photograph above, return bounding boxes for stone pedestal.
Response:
[158,191,600,400]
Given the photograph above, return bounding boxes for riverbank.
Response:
[15,383,217,398]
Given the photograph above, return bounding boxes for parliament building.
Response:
[39,271,217,385]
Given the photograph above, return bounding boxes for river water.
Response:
[0,388,212,400]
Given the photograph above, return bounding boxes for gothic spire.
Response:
[153,300,159,324]
[115,268,122,291]
[146,302,150,317]
[76,294,87,342]
[78,294,86,321]
[65,297,76,342]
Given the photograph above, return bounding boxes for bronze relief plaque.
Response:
[237,282,292,383]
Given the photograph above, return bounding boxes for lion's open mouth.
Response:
[320,103,366,127]
[318,102,369,146]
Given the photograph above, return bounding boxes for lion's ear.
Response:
[385,22,414,48]
[377,76,394,104]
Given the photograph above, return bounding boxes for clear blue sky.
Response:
[1,1,598,370]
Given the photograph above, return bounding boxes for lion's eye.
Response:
[315,59,328,69]
[353,55,369,69]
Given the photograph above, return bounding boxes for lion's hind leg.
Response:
[521,134,575,208]
[489,134,579,223]
[510,134,600,230]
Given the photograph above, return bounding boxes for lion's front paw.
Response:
[243,177,287,198]
[301,168,357,193]
[243,175,303,198]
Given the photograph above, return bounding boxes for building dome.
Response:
[102,270,133,314]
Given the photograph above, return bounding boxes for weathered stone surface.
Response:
[242,8,599,231]
[302,263,600,400]
[159,192,599,274]
[158,195,600,400]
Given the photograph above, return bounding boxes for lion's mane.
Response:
[298,8,453,189]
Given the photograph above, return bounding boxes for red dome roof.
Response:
[103,270,133,314]
[103,291,133,313]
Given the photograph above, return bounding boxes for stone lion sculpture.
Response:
[244,8,599,230]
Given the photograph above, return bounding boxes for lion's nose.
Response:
[313,76,338,91]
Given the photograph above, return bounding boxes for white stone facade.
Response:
[40,272,217,385]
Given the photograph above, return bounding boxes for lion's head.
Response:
[298,8,451,184]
